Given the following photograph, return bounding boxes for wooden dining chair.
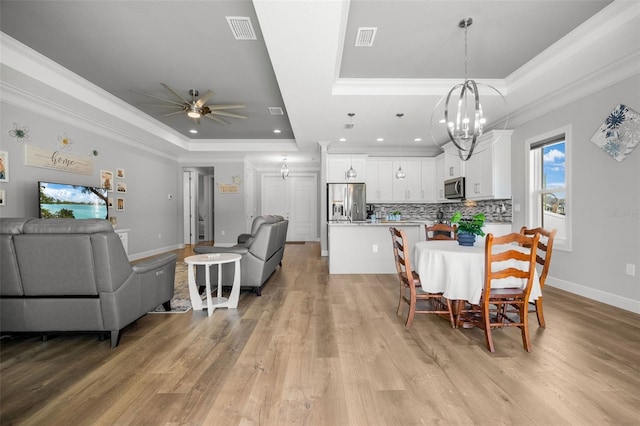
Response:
[389,227,456,328]
[425,223,458,241]
[519,226,557,327]
[456,232,540,352]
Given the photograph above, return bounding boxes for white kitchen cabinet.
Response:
[365,158,393,202]
[327,155,367,183]
[435,154,447,201]
[443,142,464,178]
[420,157,437,202]
[464,130,513,200]
[392,159,422,201]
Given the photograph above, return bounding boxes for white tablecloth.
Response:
[412,240,541,305]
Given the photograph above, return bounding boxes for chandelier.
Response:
[442,17,504,161]
[280,157,289,180]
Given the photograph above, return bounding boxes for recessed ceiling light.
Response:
[339,137,346,142]
[414,137,422,142]
[273,129,282,134]
[189,129,198,134]
[377,138,384,142]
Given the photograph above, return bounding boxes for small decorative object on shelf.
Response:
[451,211,485,246]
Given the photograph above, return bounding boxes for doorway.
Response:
[183,167,214,245]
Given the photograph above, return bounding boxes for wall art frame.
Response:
[590,104,640,162]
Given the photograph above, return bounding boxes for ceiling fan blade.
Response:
[141,104,184,109]
[195,90,215,108]
[209,104,246,110]
[130,89,185,107]
[160,83,191,104]
[162,110,185,117]
[210,110,248,119]
[204,114,230,125]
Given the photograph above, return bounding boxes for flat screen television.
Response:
[38,181,108,220]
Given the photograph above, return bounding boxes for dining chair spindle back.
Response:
[389,227,456,328]
[519,226,557,327]
[456,232,541,352]
[425,223,458,241]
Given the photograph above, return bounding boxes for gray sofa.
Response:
[193,215,288,296]
[0,218,177,347]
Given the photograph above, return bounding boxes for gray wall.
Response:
[510,75,640,309]
[0,102,182,259]
[212,161,246,245]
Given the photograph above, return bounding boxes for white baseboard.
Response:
[128,243,183,261]
[546,276,640,314]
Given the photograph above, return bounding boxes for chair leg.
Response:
[520,304,532,352]
[405,296,416,328]
[483,306,495,353]
[535,298,546,328]
[445,298,456,328]
[397,286,404,317]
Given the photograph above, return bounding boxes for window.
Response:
[526,125,571,251]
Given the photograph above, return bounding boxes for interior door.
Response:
[261,174,318,242]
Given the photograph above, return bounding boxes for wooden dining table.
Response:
[412,240,542,305]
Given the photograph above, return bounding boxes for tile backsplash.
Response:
[371,199,512,223]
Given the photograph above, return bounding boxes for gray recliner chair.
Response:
[193,215,288,296]
[0,218,177,347]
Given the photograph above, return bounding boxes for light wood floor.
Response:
[1,242,639,425]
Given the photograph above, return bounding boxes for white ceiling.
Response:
[2,0,638,169]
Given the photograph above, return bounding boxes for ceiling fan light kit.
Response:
[130,83,247,126]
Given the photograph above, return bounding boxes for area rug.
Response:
[149,262,197,313]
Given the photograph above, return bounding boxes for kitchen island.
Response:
[327,220,513,274]
[328,221,425,274]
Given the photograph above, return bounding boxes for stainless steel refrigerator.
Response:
[327,183,366,222]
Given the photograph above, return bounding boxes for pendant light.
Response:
[395,113,406,180]
[345,113,357,180]
[280,157,289,180]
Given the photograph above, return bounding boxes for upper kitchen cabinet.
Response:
[365,158,393,202]
[327,155,367,183]
[464,130,513,200]
[420,158,437,202]
[392,159,422,202]
[435,154,447,201]
[443,142,465,179]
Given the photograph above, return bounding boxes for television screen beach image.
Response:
[39,181,108,219]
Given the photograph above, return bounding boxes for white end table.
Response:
[184,253,242,316]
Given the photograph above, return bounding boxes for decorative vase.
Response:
[457,232,476,246]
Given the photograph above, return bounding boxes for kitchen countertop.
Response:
[328,220,427,226]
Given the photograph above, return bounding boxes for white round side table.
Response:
[184,253,241,316]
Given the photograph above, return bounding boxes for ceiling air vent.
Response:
[227,17,257,40]
[268,107,284,115]
[355,27,377,47]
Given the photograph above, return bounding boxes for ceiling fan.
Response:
[130,83,247,124]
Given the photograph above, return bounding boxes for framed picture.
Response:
[0,189,5,206]
[116,182,127,193]
[108,197,114,208]
[0,151,8,182]
[116,168,125,179]
[101,170,114,191]
[116,197,125,211]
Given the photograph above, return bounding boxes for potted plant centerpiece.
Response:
[451,211,485,246]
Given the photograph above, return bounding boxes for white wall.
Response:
[511,75,640,312]
[0,102,183,259]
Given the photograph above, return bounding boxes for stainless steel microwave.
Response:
[444,177,465,199]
